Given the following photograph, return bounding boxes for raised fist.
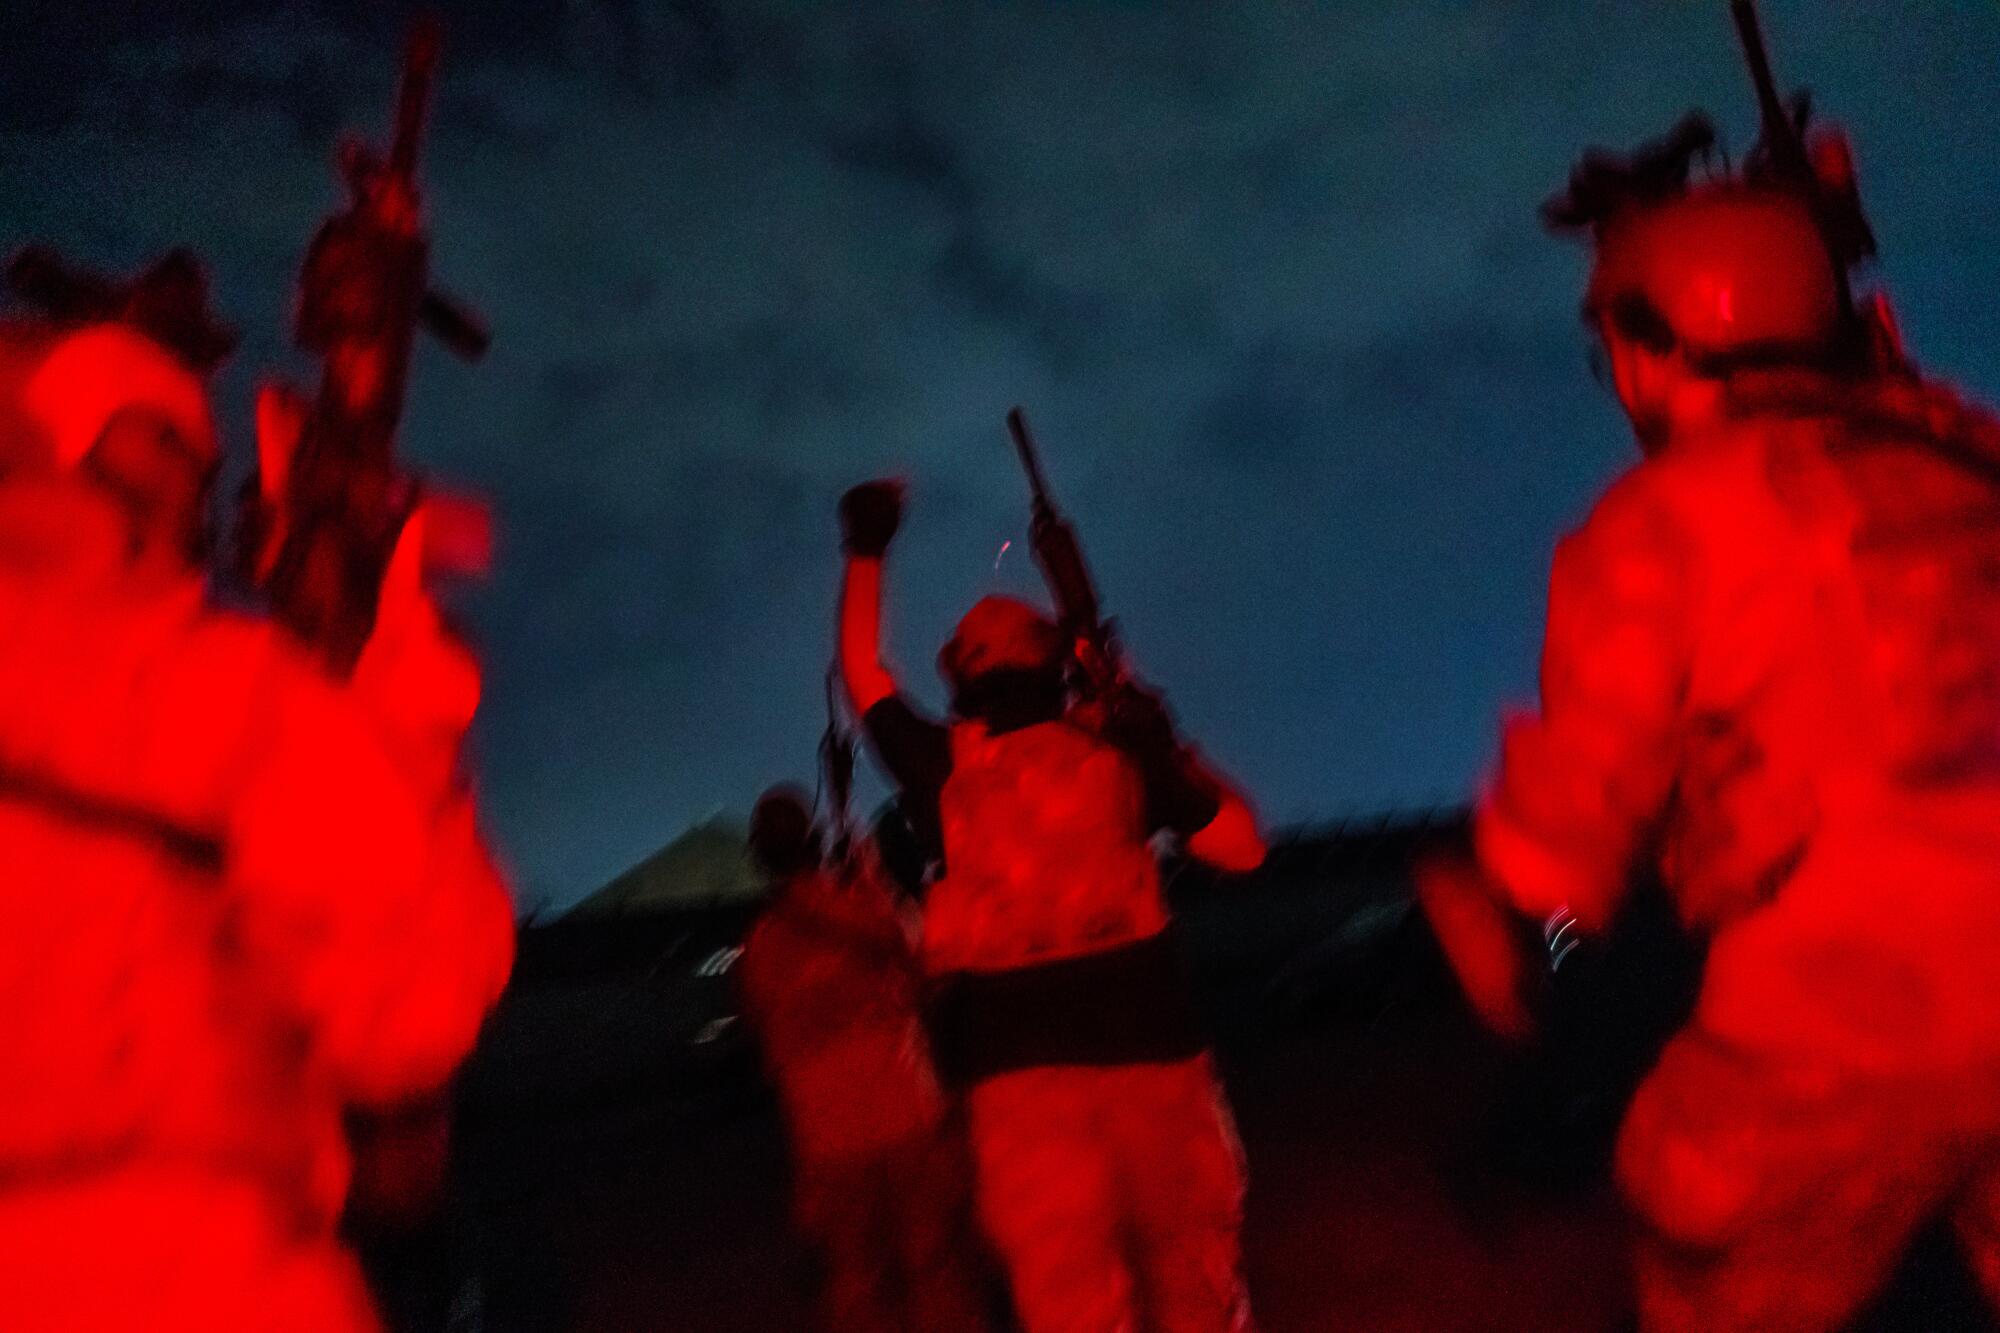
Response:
[839,479,904,557]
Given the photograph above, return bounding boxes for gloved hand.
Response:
[1100,681,1180,762]
[1413,852,1543,1043]
[839,480,904,557]
[350,504,483,798]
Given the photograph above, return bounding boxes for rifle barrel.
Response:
[389,17,442,182]
[1006,406,1054,507]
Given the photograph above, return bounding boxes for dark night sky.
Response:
[7,3,2000,914]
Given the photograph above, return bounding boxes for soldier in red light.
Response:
[737,785,994,1333]
[837,481,1266,1333]
[0,260,514,1332]
[1418,111,2000,1331]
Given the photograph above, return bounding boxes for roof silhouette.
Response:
[565,816,764,919]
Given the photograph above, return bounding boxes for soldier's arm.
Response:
[1165,748,1265,874]
[1114,691,1266,874]
[840,555,897,714]
[836,481,953,815]
[346,504,484,795]
[1415,847,1539,1040]
[1474,469,1699,933]
[225,656,514,1107]
[1186,784,1266,874]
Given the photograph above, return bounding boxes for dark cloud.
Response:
[1189,315,1560,471]
[1187,339,1343,469]
[928,226,1115,367]
[2,3,267,130]
[536,356,627,434]
[827,104,980,215]
[163,53,350,148]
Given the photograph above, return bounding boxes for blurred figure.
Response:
[737,784,993,1333]
[0,256,514,1332]
[837,481,1266,1333]
[1418,101,2000,1332]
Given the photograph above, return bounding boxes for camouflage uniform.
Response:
[739,849,991,1333]
[1477,368,2000,1331]
[920,718,1252,1333]
[0,318,513,1333]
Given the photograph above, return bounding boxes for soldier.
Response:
[1417,73,2000,1333]
[0,257,514,1332]
[836,480,1265,1333]
[736,784,992,1333]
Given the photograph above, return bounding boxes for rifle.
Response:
[1002,408,1245,824]
[235,16,489,1245]
[1005,406,1124,698]
[237,16,490,676]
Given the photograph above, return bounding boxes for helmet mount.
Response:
[1545,2,1886,376]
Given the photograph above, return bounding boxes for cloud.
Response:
[8,1,2000,907]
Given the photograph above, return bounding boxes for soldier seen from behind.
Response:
[837,477,1266,1333]
[1418,5,2000,1328]
[737,784,995,1333]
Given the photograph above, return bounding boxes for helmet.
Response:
[1585,184,1844,366]
[0,322,57,470]
[0,247,229,475]
[936,595,1065,690]
[0,318,216,472]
